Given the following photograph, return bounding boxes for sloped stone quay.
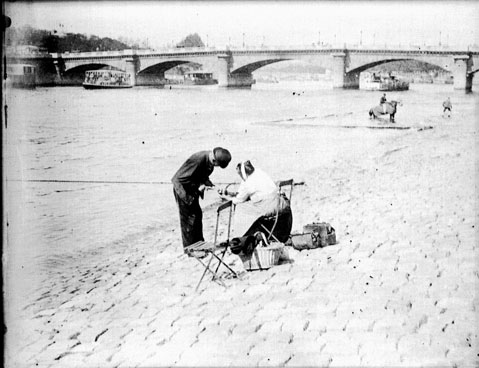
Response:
[5,116,478,367]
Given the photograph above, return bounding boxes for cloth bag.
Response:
[290,222,336,250]
[290,232,320,250]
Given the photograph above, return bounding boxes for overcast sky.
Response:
[5,1,479,49]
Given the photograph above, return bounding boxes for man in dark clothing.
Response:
[172,147,232,251]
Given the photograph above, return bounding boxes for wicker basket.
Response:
[240,243,283,271]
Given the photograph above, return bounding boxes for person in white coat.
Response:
[219,160,290,238]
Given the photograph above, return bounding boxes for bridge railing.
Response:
[225,43,479,52]
[53,44,479,58]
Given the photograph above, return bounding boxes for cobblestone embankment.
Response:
[6,118,478,367]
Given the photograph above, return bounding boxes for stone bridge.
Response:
[10,46,479,89]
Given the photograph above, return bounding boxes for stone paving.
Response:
[5,118,478,367]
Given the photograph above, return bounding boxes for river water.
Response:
[4,81,477,308]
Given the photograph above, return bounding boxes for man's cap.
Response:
[213,147,231,168]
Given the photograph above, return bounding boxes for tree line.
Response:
[6,26,206,53]
[6,25,131,52]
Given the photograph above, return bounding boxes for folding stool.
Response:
[185,200,239,291]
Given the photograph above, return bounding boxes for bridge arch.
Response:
[231,58,292,75]
[61,63,123,84]
[344,57,453,88]
[137,59,215,85]
[347,58,449,75]
[138,60,192,75]
[64,63,122,77]
[348,58,407,75]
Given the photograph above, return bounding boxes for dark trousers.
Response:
[173,190,204,250]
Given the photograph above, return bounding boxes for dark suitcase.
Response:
[302,222,337,247]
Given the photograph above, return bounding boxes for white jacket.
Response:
[233,168,277,204]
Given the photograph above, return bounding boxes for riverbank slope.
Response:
[5,113,478,367]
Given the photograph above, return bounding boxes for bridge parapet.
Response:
[53,46,479,60]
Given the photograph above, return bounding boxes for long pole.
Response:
[8,178,306,186]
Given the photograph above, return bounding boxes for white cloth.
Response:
[232,168,277,204]
[232,193,276,236]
